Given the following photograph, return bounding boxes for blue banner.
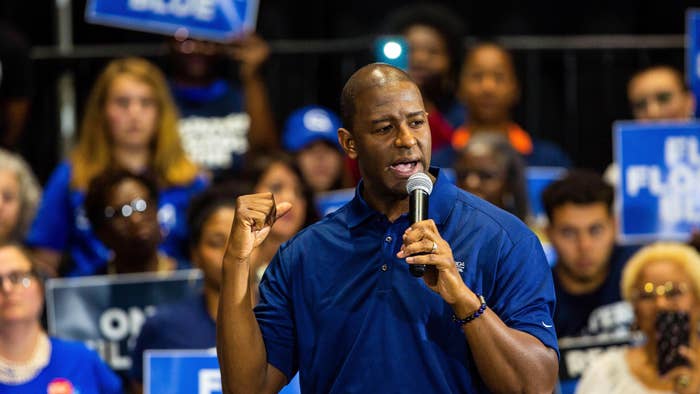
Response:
[688,9,700,116]
[615,121,700,243]
[315,188,355,217]
[46,270,203,372]
[85,0,259,42]
[145,350,300,394]
[525,166,567,227]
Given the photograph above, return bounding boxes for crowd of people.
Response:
[1,3,699,393]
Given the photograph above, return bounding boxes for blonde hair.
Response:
[0,149,41,240]
[70,57,198,190]
[621,242,700,301]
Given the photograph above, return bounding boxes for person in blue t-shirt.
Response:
[26,57,207,277]
[542,170,639,393]
[217,63,559,393]
[0,243,121,393]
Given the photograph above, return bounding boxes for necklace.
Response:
[0,332,51,384]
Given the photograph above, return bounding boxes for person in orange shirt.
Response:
[433,43,572,169]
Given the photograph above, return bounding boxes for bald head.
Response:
[340,63,417,130]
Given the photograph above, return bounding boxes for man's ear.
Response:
[338,128,357,159]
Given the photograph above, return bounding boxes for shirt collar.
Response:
[346,167,456,228]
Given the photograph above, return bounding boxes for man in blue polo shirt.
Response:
[217,63,559,393]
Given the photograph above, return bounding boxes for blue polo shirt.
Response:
[255,168,559,393]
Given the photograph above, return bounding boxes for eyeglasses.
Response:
[631,91,675,112]
[632,281,690,302]
[0,270,34,291]
[105,198,150,219]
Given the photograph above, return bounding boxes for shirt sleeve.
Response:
[254,251,298,381]
[489,233,560,357]
[25,163,73,250]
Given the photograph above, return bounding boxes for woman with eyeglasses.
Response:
[0,243,122,393]
[26,57,207,277]
[84,169,176,274]
[453,132,530,223]
[576,242,700,394]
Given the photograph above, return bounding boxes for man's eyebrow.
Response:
[371,116,394,124]
[407,111,427,118]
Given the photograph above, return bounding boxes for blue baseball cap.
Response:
[282,106,343,153]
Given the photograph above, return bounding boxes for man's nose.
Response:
[480,76,498,92]
[577,233,594,251]
[645,100,662,119]
[394,123,417,148]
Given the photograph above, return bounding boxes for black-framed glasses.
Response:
[0,270,34,290]
[104,198,150,219]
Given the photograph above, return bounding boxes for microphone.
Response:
[406,172,433,277]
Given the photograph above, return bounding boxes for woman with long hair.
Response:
[27,57,206,277]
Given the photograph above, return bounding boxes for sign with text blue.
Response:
[525,166,567,227]
[85,0,259,42]
[688,9,700,116]
[144,349,301,394]
[615,121,700,244]
[46,270,203,372]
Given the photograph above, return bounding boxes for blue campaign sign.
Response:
[145,350,301,394]
[315,187,355,217]
[688,9,700,116]
[525,166,567,226]
[46,270,203,372]
[615,121,700,243]
[85,0,259,42]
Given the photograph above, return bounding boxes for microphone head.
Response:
[406,172,433,195]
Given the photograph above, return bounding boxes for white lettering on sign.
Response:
[86,339,133,370]
[127,0,216,22]
[199,369,222,394]
[179,113,250,169]
[99,306,155,341]
[624,135,700,225]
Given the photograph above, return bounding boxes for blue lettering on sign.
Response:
[86,0,259,42]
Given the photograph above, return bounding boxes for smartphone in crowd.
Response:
[656,310,691,375]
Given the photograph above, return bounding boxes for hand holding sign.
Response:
[226,33,270,81]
